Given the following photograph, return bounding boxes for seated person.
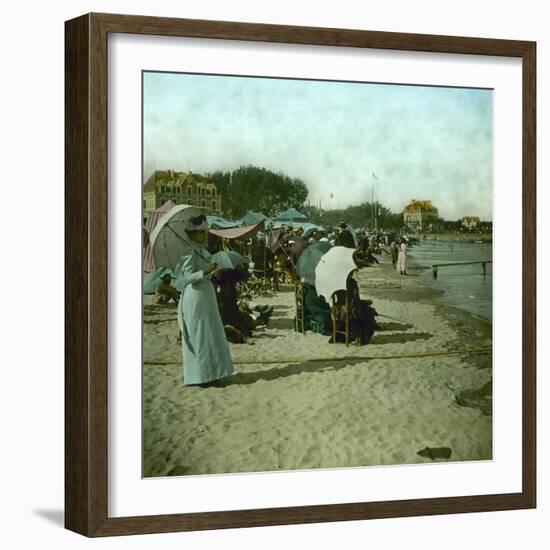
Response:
[213,267,272,341]
[239,301,273,326]
[213,267,252,338]
[303,284,333,334]
[154,273,180,304]
[364,245,380,265]
[330,273,378,345]
[354,236,380,267]
[334,222,356,249]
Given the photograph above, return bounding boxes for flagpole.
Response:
[375,191,378,231]
[370,185,374,229]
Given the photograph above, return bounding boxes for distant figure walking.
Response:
[390,241,399,268]
[396,238,408,275]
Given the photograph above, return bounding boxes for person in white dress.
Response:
[396,238,408,275]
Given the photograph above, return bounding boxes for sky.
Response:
[143,72,493,221]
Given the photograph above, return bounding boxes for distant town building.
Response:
[403,199,439,232]
[143,170,222,215]
[461,216,480,230]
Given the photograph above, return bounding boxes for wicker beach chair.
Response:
[331,290,351,346]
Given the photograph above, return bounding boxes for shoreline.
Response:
[410,232,492,243]
[143,254,493,477]
[410,242,493,325]
[359,260,492,370]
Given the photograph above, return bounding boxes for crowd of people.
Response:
[148,214,412,387]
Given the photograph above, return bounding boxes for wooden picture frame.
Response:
[65,12,536,537]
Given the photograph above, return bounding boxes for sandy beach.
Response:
[143,255,492,477]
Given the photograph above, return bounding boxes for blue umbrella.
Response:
[210,250,249,273]
[296,241,332,285]
[301,223,321,237]
[143,266,175,294]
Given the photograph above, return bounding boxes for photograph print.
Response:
[142,71,493,478]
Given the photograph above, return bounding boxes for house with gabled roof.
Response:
[461,216,480,230]
[403,199,439,232]
[143,170,222,215]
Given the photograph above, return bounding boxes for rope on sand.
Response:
[144,345,492,366]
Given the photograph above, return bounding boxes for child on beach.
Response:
[154,273,180,304]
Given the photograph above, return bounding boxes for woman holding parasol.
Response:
[172,210,234,386]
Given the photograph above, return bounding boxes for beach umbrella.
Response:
[210,250,249,272]
[302,223,321,238]
[290,237,310,264]
[142,226,150,249]
[268,229,290,253]
[143,200,176,272]
[149,205,205,270]
[296,241,332,285]
[143,266,175,294]
[314,246,357,300]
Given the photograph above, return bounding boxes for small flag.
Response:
[372,172,378,181]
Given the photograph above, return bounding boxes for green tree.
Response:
[316,202,403,229]
[208,165,309,218]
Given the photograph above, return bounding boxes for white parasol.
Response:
[314,246,357,300]
[149,204,207,270]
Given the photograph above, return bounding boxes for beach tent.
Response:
[143,200,175,272]
[238,210,268,226]
[271,220,320,232]
[274,207,309,223]
[209,221,264,241]
[206,215,239,229]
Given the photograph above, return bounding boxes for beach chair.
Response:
[241,276,264,297]
[294,282,306,333]
[331,291,350,346]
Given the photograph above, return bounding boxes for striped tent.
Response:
[143,201,175,272]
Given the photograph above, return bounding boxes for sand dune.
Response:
[143,259,492,477]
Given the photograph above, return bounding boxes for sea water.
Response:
[408,240,493,323]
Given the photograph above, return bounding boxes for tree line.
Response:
[206,165,309,219]
[207,165,406,228]
[304,202,403,230]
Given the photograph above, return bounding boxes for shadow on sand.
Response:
[267,317,296,330]
[201,358,368,387]
[377,321,414,331]
[370,332,432,345]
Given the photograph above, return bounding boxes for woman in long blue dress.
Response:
[174,213,234,386]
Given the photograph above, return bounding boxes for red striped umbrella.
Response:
[143,201,175,272]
